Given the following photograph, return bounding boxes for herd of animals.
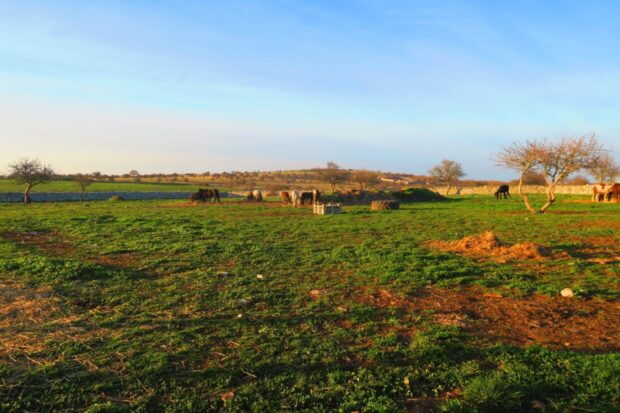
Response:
[189,184,619,204]
[189,188,321,206]
[592,183,620,202]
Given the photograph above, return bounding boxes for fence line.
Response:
[0,191,239,203]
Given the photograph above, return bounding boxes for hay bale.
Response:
[370,200,400,211]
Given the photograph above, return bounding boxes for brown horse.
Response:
[280,191,291,205]
[606,184,620,202]
[247,190,263,202]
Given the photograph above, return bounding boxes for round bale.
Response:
[370,200,400,211]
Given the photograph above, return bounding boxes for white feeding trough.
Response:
[313,203,342,215]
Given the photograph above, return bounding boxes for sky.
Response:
[1,0,619,179]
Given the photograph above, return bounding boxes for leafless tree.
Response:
[318,162,350,192]
[8,158,55,204]
[352,170,379,190]
[74,174,93,201]
[586,152,620,185]
[428,159,465,195]
[498,134,604,213]
[497,140,541,213]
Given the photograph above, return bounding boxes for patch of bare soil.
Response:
[429,231,553,263]
[362,286,620,351]
[575,236,620,265]
[2,231,138,269]
[3,231,76,256]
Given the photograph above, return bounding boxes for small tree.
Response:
[587,152,620,185]
[428,159,465,194]
[498,134,604,213]
[318,162,350,192]
[8,158,55,204]
[352,170,379,190]
[74,174,93,201]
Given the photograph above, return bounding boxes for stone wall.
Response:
[0,191,239,203]
[430,185,594,196]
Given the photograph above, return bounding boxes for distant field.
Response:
[0,179,199,193]
[0,196,618,412]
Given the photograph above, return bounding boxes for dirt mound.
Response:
[361,286,620,351]
[392,187,445,202]
[430,231,552,262]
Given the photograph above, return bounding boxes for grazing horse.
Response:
[281,191,291,205]
[189,191,204,202]
[299,191,314,205]
[606,184,620,202]
[190,188,220,203]
[211,188,221,203]
[494,185,510,199]
[592,184,606,202]
[247,190,263,202]
[312,189,321,205]
[592,184,620,202]
[290,190,300,207]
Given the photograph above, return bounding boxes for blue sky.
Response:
[1,0,618,178]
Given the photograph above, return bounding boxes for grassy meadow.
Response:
[0,195,619,412]
[0,179,198,193]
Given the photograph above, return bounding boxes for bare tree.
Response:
[74,174,93,201]
[428,159,465,194]
[537,135,603,212]
[8,158,55,204]
[497,140,540,213]
[498,134,604,213]
[352,170,379,190]
[587,152,620,185]
[318,162,350,192]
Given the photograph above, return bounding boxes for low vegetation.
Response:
[0,195,618,412]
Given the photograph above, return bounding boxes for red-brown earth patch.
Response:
[3,231,76,256]
[361,286,620,351]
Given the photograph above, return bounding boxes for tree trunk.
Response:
[539,183,556,213]
[80,189,84,201]
[446,182,451,195]
[23,185,32,204]
[517,173,536,213]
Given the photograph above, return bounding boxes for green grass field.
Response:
[0,179,198,193]
[1,196,619,412]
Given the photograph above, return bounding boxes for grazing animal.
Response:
[290,190,300,207]
[494,185,510,199]
[281,191,291,205]
[592,184,619,202]
[312,189,321,205]
[189,191,204,202]
[211,188,220,203]
[247,190,263,202]
[253,190,263,202]
[299,191,313,205]
[606,183,620,202]
[190,188,220,203]
[592,185,606,202]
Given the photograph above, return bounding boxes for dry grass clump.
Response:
[430,231,552,262]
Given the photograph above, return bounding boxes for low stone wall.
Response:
[430,185,594,196]
[0,191,238,203]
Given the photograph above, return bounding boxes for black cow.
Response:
[495,185,510,199]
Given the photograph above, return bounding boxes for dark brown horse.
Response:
[190,188,221,203]
[494,185,510,199]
